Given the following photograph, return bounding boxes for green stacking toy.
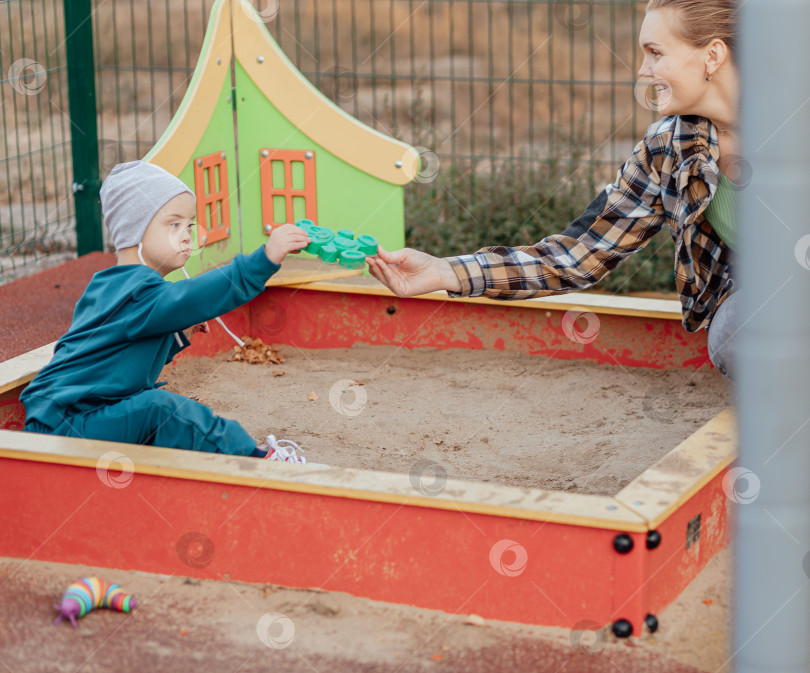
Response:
[356,234,378,256]
[333,235,358,252]
[296,219,316,232]
[319,242,339,263]
[339,250,366,269]
[298,223,370,269]
[304,228,334,255]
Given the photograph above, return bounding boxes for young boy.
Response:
[21,160,313,462]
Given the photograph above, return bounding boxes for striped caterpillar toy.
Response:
[53,577,138,627]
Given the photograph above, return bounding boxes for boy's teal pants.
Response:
[25,389,257,455]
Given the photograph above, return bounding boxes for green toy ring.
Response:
[319,242,339,263]
[339,250,366,269]
[295,219,316,232]
[304,229,334,255]
[333,235,359,252]
[356,234,378,256]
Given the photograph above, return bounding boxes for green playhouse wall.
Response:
[233,59,407,262]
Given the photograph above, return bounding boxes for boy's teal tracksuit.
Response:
[21,247,279,455]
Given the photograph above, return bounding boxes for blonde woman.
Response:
[367,0,741,379]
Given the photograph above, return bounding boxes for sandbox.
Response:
[0,0,739,646]
[0,266,737,639]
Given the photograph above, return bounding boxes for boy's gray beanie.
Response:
[100,160,195,250]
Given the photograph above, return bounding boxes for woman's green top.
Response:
[703,171,737,250]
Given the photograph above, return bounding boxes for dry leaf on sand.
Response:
[228,337,285,365]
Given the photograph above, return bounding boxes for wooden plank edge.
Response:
[614,406,738,529]
[281,280,685,321]
[264,267,363,287]
[0,342,56,394]
[0,430,647,532]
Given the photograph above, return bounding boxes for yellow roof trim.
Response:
[231,0,419,185]
[143,0,232,175]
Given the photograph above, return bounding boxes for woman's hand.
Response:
[265,223,310,265]
[366,245,462,297]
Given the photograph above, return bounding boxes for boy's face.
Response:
[139,193,197,276]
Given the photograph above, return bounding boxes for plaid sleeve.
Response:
[445,136,667,300]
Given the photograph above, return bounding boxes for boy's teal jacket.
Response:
[21,246,280,430]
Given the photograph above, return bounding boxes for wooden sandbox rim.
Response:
[285,274,685,322]
[0,277,682,397]
[0,342,56,395]
[0,404,735,534]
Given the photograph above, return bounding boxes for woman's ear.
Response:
[706,38,729,74]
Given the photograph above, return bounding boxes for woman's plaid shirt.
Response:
[446,115,735,333]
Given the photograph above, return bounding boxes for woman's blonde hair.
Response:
[646,0,738,62]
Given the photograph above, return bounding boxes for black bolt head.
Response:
[645,614,659,633]
[612,619,632,638]
[613,533,634,554]
[646,530,662,549]
[386,306,396,315]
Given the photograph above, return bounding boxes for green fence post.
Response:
[64,0,103,255]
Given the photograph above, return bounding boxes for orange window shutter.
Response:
[193,152,231,246]
[259,149,317,236]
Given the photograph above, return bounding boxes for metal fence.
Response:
[0,0,659,284]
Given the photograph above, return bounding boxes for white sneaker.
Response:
[258,435,327,466]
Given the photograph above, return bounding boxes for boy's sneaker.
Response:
[257,435,327,466]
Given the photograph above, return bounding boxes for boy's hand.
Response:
[183,321,210,340]
[265,223,310,265]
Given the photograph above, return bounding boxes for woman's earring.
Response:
[705,69,711,82]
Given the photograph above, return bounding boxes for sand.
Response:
[161,344,733,496]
